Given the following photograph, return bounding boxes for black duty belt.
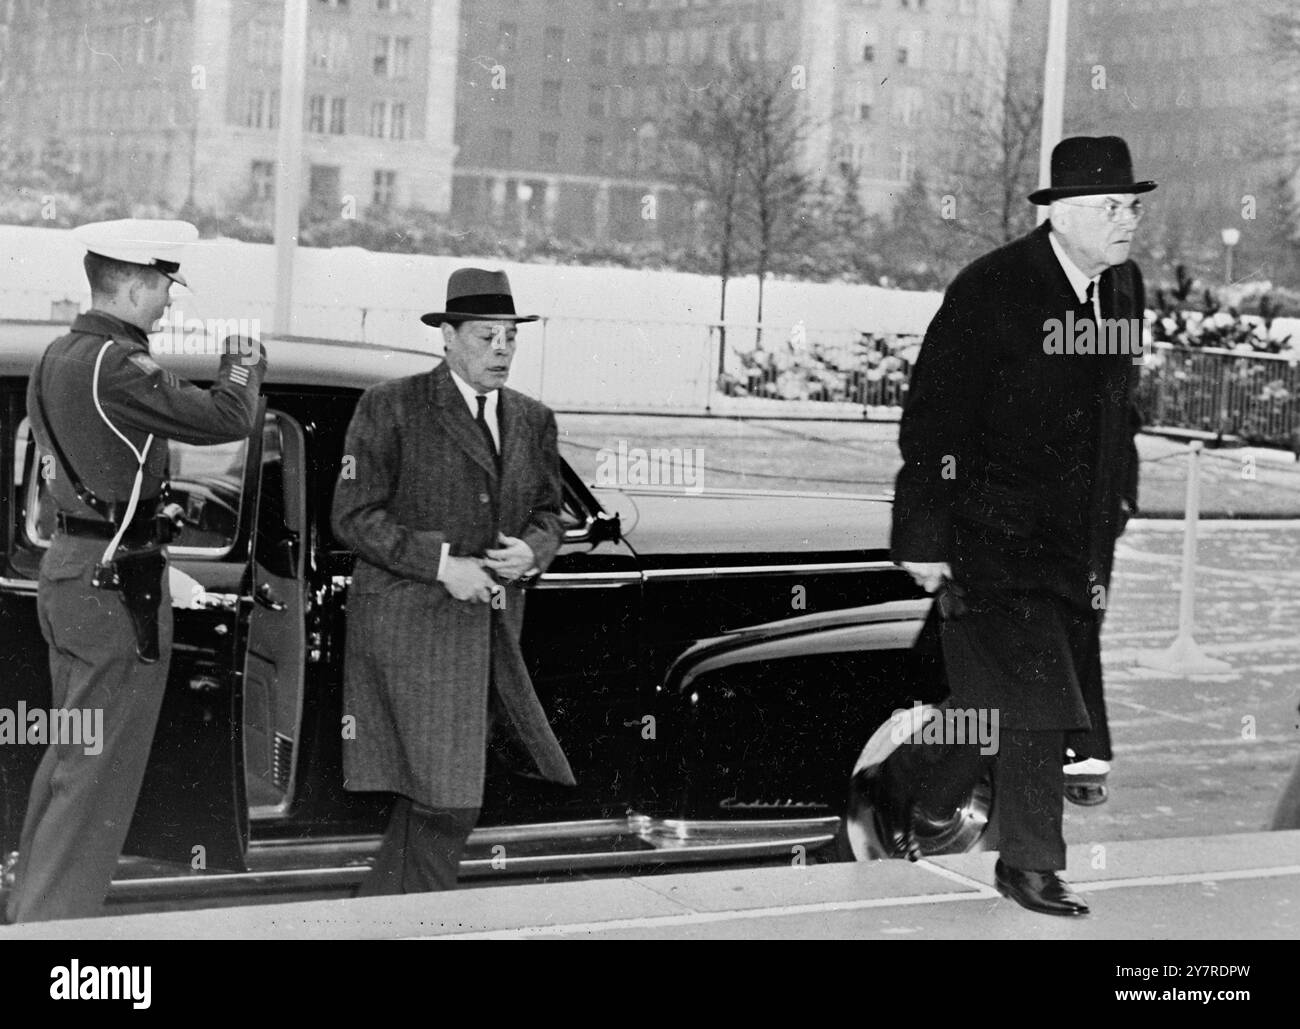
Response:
[56,510,164,547]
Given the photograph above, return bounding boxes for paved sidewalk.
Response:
[4,831,1297,940]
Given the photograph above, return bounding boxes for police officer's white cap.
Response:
[73,218,198,287]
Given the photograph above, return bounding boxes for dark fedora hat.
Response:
[1028,135,1157,205]
[420,267,539,326]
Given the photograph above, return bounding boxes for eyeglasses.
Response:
[1057,198,1145,223]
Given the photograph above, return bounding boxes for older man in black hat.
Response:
[874,137,1152,915]
[332,268,573,894]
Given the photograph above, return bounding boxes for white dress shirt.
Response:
[1049,230,1103,325]
[437,369,501,579]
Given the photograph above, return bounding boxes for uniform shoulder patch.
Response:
[127,352,164,375]
[126,351,180,387]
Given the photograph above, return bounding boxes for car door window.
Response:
[18,416,249,559]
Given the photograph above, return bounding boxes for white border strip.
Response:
[411,863,1300,939]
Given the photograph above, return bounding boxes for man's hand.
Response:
[438,555,497,603]
[899,561,952,593]
[483,534,536,583]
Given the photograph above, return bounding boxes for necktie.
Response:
[475,394,500,468]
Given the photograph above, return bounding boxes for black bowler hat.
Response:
[1028,135,1157,205]
[420,268,539,326]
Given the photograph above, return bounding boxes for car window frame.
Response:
[17,414,252,562]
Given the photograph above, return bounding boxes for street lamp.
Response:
[1221,227,1240,285]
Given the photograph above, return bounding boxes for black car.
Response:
[0,321,982,908]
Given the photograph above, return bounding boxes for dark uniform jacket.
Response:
[891,222,1143,730]
[28,311,267,522]
[332,361,574,810]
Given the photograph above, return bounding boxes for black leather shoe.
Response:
[1064,781,1108,806]
[868,769,921,862]
[994,859,1089,916]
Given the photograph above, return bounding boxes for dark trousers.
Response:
[6,537,172,923]
[359,672,514,896]
[358,799,480,895]
[887,723,1066,871]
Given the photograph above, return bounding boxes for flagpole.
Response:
[273,0,309,335]
[1037,0,1069,225]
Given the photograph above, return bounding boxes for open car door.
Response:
[1,391,266,874]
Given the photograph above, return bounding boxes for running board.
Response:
[104,815,842,904]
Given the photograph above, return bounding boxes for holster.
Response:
[105,549,166,663]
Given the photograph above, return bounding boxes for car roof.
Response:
[0,320,438,391]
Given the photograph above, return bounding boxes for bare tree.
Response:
[945,27,1043,250]
[665,67,753,364]
[735,59,810,338]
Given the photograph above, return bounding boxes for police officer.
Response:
[4,219,267,923]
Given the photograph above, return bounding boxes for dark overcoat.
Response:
[891,222,1143,734]
[332,362,575,809]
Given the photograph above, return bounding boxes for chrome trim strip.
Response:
[642,560,898,581]
[0,576,38,594]
[534,572,641,589]
[458,836,838,875]
[105,816,845,895]
[657,816,841,837]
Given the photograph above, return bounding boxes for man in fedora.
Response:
[332,268,573,894]
[874,136,1152,915]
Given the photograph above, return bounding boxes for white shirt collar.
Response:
[447,365,498,421]
[1048,230,1099,306]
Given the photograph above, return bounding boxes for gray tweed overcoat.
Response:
[332,362,574,808]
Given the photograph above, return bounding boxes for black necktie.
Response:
[475,394,500,468]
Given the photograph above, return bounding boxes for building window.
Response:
[667,28,685,63]
[585,133,603,170]
[897,144,914,182]
[588,84,606,118]
[310,27,349,70]
[376,0,410,11]
[373,169,396,207]
[645,30,664,65]
[329,97,346,134]
[249,21,282,67]
[368,99,406,138]
[491,128,513,164]
[372,35,410,77]
[497,21,517,53]
[591,31,608,66]
[894,87,923,126]
[538,132,559,168]
[542,79,562,115]
[306,94,325,133]
[858,102,872,120]
[544,26,564,61]
[318,0,349,9]
[244,89,266,128]
[251,160,275,201]
[896,29,924,67]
